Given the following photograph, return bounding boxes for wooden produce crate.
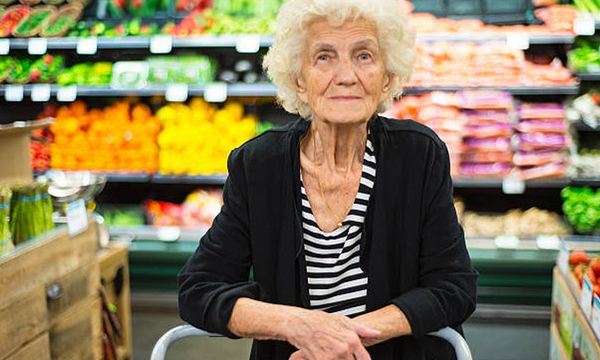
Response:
[0,220,102,360]
[98,241,132,360]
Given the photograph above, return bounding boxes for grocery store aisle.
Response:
[132,300,550,360]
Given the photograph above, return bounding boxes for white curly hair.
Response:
[263,0,415,119]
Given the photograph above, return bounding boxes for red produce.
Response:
[570,250,589,266]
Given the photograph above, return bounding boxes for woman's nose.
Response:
[334,57,358,85]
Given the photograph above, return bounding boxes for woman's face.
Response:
[296,18,393,124]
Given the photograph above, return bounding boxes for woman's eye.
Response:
[317,54,329,61]
[359,53,371,61]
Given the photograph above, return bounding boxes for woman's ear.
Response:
[382,73,396,93]
[294,75,308,103]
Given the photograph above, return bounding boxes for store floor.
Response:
[132,309,550,360]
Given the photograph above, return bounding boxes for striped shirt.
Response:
[300,137,376,317]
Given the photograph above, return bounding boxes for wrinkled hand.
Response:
[285,310,379,360]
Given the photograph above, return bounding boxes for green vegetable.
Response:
[561,186,600,234]
[14,9,52,34]
[9,183,54,245]
[44,15,74,35]
[7,58,32,83]
[0,186,13,255]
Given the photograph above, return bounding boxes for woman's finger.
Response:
[353,323,381,339]
[288,350,306,360]
[352,342,373,360]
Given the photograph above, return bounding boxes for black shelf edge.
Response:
[104,173,152,182]
[453,178,571,188]
[151,174,227,185]
[573,121,600,131]
[576,72,600,81]
[404,85,579,95]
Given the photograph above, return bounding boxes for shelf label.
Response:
[574,14,595,36]
[582,275,594,319]
[156,226,181,242]
[4,84,24,102]
[558,241,569,274]
[506,33,529,50]
[77,37,98,55]
[31,84,51,102]
[67,199,88,237]
[57,85,77,102]
[494,235,520,249]
[28,38,47,55]
[0,39,9,55]
[204,82,228,103]
[165,84,188,102]
[235,35,261,53]
[536,235,560,250]
[150,35,173,54]
[502,176,525,194]
[593,294,600,338]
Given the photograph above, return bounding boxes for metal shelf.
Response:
[404,85,580,96]
[576,72,600,81]
[416,33,574,44]
[453,178,571,189]
[151,174,227,185]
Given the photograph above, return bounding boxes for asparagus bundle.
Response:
[0,186,13,254]
[9,183,54,245]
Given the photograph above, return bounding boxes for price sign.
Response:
[4,85,24,102]
[156,226,181,242]
[204,82,228,103]
[31,84,51,102]
[77,37,98,55]
[165,84,188,102]
[28,38,47,55]
[494,235,520,249]
[0,39,10,55]
[66,199,88,237]
[558,241,569,274]
[592,294,600,338]
[506,33,530,50]
[57,85,77,102]
[581,275,594,319]
[536,235,560,250]
[150,35,173,54]
[502,176,526,194]
[574,14,595,36]
[235,35,261,53]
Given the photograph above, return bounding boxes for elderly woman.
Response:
[178,0,477,359]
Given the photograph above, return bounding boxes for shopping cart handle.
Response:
[150,325,472,360]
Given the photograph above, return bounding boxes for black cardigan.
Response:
[178,116,478,360]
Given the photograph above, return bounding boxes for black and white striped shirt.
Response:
[300,137,376,317]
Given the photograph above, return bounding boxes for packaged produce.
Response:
[12,4,54,37]
[566,250,600,296]
[462,207,569,237]
[517,133,569,152]
[519,103,566,120]
[9,183,54,245]
[147,55,216,85]
[0,186,13,255]
[41,3,81,37]
[567,90,600,129]
[0,56,14,82]
[111,61,148,89]
[513,151,565,167]
[461,151,513,164]
[515,120,567,134]
[0,5,30,37]
[460,162,512,178]
[569,149,600,178]
[561,187,600,234]
[463,122,512,139]
[518,162,567,180]
[57,62,112,86]
[463,137,512,152]
[7,57,32,83]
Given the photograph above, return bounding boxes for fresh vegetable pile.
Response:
[568,39,600,73]
[12,5,54,37]
[561,187,600,235]
[572,0,600,20]
[0,5,30,37]
[0,55,64,84]
[569,250,600,296]
[145,188,222,227]
[101,208,144,226]
[9,183,53,245]
[0,186,13,255]
[460,207,568,237]
[30,127,51,173]
[56,62,112,86]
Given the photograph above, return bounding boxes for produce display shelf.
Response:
[573,120,600,131]
[416,33,574,44]
[103,173,152,183]
[453,178,570,188]
[576,72,600,81]
[404,85,580,95]
[151,174,228,184]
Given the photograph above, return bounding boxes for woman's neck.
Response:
[302,118,369,173]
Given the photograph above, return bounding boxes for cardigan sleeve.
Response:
[178,147,268,338]
[390,141,478,338]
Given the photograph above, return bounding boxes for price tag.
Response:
[536,235,561,250]
[506,33,530,50]
[76,37,98,55]
[0,39,9,55]
[31,84,51,102]
[592,294,600,338]
[494,235,520,249]
[502,176,526,194]
[66,199,88,237]
[581,275,594,319]
[28,38,47,55]
[204,82,228,103]
[156,226,181,242]
[150,35,173,54]
[235,35,261,53]
[57,85,77,102]
[574,14,595,36]
[165,84,188,102]
[558,241,569,274]
[4,84,24,102]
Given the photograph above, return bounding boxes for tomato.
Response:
[590,258,600,278]
[574,264,585,287]
[594,285,600,297]
[569,250,589,266]
[586,268,597,285]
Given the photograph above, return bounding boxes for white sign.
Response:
[502,176,526,194]
[156,226,181,242]
[506,33,530,50]
[558,241,569,274]
[536,235,560,250]
[592,294,600,339]
[57,85,77,102]
[494,235,520,249]
[77,37,98,55]
[28,38,47,55]
[235,35,261,53]
[165,84,188,102]
[4,85,24,102]
[66,199,88,237]
[204,82,228,103]
[150,35,173,54]
[31,84,51,102]
[582,275,594,319]
[0,39,10,55]
[574,14,595,36]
